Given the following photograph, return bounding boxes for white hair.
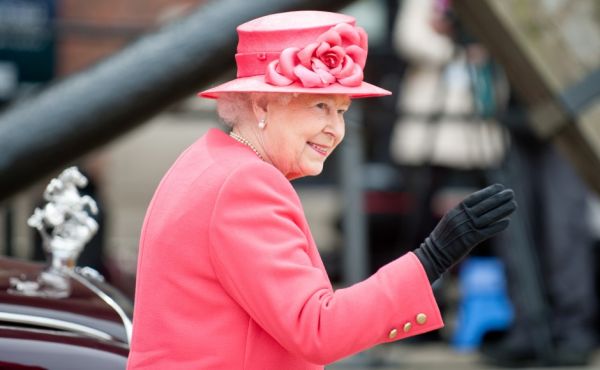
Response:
[216,92,296,128]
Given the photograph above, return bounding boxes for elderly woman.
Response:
[127,11,516,369]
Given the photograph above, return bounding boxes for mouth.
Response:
[308,142,330,156]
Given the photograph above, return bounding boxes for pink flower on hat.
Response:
[265,23,368,88]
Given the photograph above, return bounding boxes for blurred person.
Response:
[391,0,506,172]
[126,11,516,369]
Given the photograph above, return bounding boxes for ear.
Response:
[251,93,269,122]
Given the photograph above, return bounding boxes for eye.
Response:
[337,109,347,115]
[316,102,328,110]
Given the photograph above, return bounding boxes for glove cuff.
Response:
[414,245,440,283]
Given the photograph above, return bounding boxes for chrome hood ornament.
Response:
[10,167,99,298]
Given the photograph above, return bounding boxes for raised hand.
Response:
[414,183,517,282]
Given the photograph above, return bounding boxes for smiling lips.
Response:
[308,142,330,156]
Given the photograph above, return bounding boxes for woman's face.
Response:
[259,94,350,180]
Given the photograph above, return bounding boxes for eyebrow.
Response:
[338,100,351,110]
[315,96,351,107]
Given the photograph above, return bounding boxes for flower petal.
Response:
[345,45,367,69]
[329,64,342,75]
[329,46,345,60]
[315,42,331,58]
[337,63,363,87]
[312,58,329,71]
[315,68,336,85]
[265,60,294,86]
[278,47,300,80]
[317,29,342,46]
[297,42,319,68]
[356,26,368,50]
[294,64,324,87]
[333,23,360,45]
[335,55,355,79]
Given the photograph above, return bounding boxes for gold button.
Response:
[416,313,427,325]
[403,322,412,332]
[388,328,398,339]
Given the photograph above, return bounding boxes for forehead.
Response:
[287,93,351,106]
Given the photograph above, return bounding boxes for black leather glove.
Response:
[414,183,517,283]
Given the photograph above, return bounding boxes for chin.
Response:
[305,166,324,177]
[287,168,322,181]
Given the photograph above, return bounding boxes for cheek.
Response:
[336,129,345,147]
[273,133,305,167]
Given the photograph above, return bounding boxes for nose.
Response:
[325,114,345,144]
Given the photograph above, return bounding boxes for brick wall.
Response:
[55,0,206,76]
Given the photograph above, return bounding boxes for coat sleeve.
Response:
[208,162,443,365]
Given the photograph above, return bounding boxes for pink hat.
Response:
[198,11,391,99]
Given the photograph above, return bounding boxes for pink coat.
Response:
[127,129,443,369]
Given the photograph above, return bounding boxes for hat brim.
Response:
[198,75,391,99]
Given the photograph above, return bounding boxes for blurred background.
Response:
[0,0,599,368]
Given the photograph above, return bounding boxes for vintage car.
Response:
[0,259,131,369]
[0,167,132,369]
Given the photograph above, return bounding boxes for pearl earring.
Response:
[258,118,266,129]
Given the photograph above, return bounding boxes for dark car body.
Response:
[0,257,131,369]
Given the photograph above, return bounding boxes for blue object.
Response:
[452,257,513,352]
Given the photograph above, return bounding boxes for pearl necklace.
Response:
[229,131,264,161]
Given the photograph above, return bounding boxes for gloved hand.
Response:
[414,183,517,283]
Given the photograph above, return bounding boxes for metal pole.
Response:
[2,205,14,257]
[339,104,368,285]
